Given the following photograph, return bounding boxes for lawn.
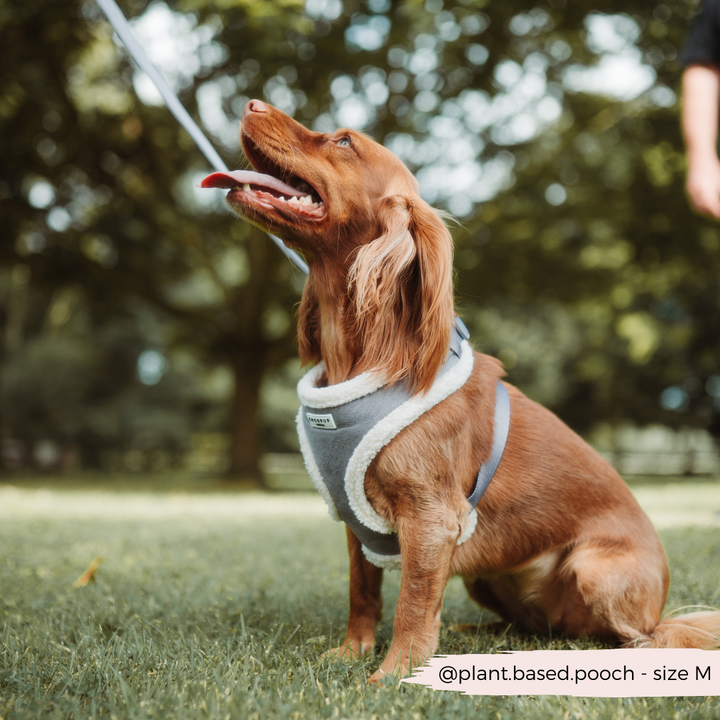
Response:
[1,476,719,719]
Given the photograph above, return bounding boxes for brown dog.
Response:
[202,99,720,683]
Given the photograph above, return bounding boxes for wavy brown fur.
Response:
[226,99,720,683]
[347,194,454,392]
[629,611,720,649]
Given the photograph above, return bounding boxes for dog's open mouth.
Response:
[198,140,325,221]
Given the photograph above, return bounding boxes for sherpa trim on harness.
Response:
[297,317,511,570]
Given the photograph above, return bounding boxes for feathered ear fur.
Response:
[297,274,321,367]
[348,195,454,393]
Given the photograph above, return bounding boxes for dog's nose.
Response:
[242,99,269,122]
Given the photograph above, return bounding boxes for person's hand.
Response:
[683,64,720,219]
[686,153,720,219]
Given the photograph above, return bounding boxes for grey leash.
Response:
[94,0,309,276]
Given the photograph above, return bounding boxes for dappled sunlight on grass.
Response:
[632,482,720,529]
[2,476,719,528]
[0,485,330,521]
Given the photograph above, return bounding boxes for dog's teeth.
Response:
[288,196,299,204]
[243,183,251,192]
[279,196,286,202]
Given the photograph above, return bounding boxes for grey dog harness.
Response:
[297,318,510,569]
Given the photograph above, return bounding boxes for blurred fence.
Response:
[591,425,720,476]
[161,426,720,478]
[2,428,719,478]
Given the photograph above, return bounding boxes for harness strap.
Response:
[466,380,510,510]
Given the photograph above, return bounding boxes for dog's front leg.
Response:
[327,526,383,660]
[369,512,457,683]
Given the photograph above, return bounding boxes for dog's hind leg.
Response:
[567,538,720,649]
[326,527,383,661]
[546,539,669,643]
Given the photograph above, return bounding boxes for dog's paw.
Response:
[368,652,419,684]
[322,639,373,662]
[367,659,415,684]
[368,667,396,685]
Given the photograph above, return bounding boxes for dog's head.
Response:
[203,100,419,255]
[201,100,455,392]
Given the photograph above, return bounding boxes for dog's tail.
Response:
[627,608,720,649]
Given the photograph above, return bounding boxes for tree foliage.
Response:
[1,0,718,475]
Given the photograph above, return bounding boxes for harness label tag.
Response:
[306,412,337,430]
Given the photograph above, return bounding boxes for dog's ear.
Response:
[298,274,321,367]
[349,195,454,392]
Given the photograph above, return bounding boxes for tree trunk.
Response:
[228,348,267,485]
[224,226,300,484]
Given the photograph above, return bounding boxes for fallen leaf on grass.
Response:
[74,557,103,588]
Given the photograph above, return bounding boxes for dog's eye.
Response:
[337,138,352,148]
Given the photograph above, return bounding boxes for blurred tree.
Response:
[440,1,720,443]
[0,0,315,479]
[0,274,216,469]
[1,0,718,477]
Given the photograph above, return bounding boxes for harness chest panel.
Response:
[296,321,509,569]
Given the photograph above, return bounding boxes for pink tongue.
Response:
[198,170,309,197]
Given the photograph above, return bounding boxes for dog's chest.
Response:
[296,323,473,569]
[300,372,418,559]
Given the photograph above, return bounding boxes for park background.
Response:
[3,0,720,482]
[2,0,720,718]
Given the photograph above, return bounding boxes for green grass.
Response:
[1,479,720,719]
